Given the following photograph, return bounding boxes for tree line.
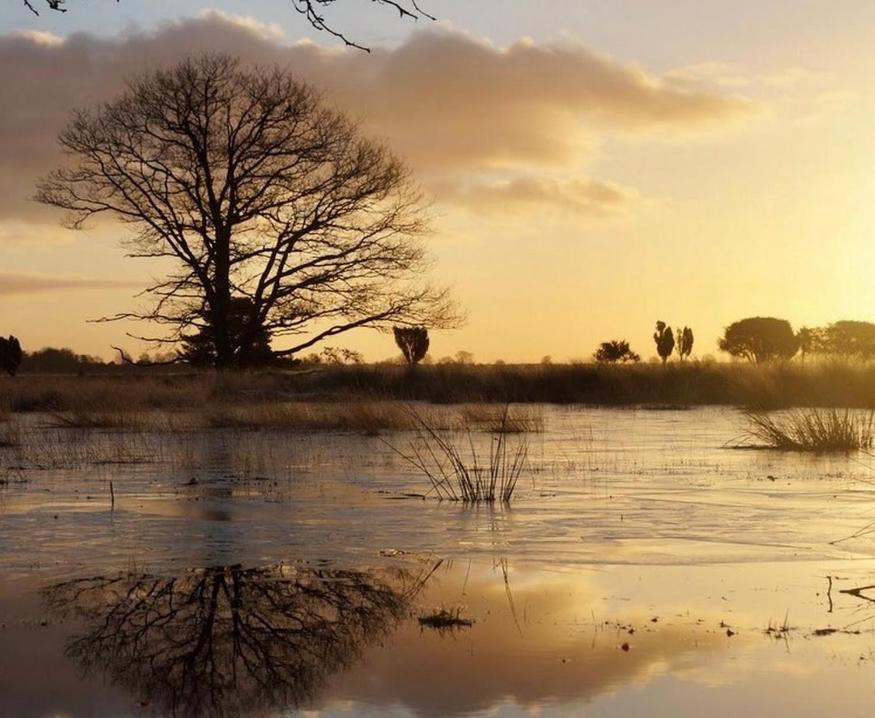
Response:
[593,321,694,364]
[720,317,875,363]
[592,317,875,365]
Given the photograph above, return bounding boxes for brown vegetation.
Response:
[7,361,875,415]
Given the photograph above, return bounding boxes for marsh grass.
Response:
[9,361,875,411]
[458,404,544,433]
[29,401,544,437]
[202,402,423,435]
[741,408,875,452]
[388,406,529,502]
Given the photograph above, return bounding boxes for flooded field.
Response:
[2,406,875,716]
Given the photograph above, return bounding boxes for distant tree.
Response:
[393,326,429,365]
[454,350,475,365]
[540,355,553,366]
[653,321,675,364]
[718,317,798,363]
[594,340,640,364]
[319,347,364,365]
[0,336,23,376]
[676,326,694,361]
[20,347,104,373]
[796,326,820,363]
[816,321,875,361]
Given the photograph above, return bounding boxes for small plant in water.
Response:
[417,605,474,630]
[741,408,874,452]
[388,405,529,502]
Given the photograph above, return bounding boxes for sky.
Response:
[1,0,875,362]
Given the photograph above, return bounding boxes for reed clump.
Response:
[741,408,874,452]
[388,406,529,502]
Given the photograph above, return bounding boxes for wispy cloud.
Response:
[0,273,140,295]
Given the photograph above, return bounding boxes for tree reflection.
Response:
[44,561,438,717]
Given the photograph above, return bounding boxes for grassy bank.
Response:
[3,361,875,412]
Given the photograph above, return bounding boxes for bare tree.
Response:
[37,55,459,368]
[22,0,434,51]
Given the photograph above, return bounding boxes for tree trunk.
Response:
[212,229,233,369]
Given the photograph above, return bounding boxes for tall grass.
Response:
[388,406,529,502]
[742,408,875,451]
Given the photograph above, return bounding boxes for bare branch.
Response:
[23,1,432,51]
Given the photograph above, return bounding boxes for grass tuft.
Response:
[741,408,874,452]
[387,406,529,502]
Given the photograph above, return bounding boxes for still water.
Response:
[2,407,875,716]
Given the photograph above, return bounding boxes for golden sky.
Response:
[2,2,874,362]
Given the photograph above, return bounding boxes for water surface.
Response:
[2,407,875,716]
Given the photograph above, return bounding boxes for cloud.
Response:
[0,12,756,225]
[0,273,140,295]
[441,176,640,219]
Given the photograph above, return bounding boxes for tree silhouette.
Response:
[37,56,459,369]
[718,317,798,363]
[653,321,675,364]
[394,326,429,365]
[178,297,274,368]
[816,321,875,361]
[43,561,438,717]
[594,340,640,364]
[22,0,434,52]
[676,326,694,361]
[796,326,819,363]
[0,336,23,376]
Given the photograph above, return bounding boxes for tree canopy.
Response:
[718,317,798,363]
[594,340,640,364]
[814,321,875,360]
[394,325,429,365]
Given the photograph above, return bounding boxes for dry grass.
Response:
[202,402,423,435]
[8,361,875,410]
[0,422,20,448]
[741,408,875,452]
[458,404,544,433]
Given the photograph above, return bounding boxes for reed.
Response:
[388,406,529,502]
[741,408,874,451]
